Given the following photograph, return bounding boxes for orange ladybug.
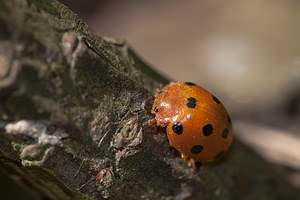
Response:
[149,82,233,170]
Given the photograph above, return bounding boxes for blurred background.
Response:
[59,0,300,188]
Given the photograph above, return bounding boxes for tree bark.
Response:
[0,0,299,199]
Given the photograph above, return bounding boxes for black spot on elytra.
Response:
[172,122,183,135]
[154,106,159,112]
[222,128,229,139]
[214,151,225,159]
[203,124,213,136]
[212,95,221,104]
[184,82,196,86]
[187,97,196,108]
[228,115,231,125]
[190,145,203,154]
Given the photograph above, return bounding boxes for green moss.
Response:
[22,160,40,167]
[28,0,61,18]
[27,166,89,200]
[0,156,88,199]
[12,143,25,153]
[50,62,57,70]
[0,1,9,13]
[243,194,264,200]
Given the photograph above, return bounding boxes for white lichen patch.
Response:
[5,120,46,138]
[38,132,61,145]
[5,120,61,145]
[4,120,63,165]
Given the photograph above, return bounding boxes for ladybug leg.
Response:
[181,154,189,161]
[155,88,161,95]
[188,159,202,172]
[148,118,157,126]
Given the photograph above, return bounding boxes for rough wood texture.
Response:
[0,0,299,199]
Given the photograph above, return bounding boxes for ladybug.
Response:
[149,82,233,170]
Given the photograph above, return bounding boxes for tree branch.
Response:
[0,0,299,199]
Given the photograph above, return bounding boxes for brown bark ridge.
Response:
[0,0,299,199]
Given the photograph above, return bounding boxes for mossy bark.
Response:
[0,0,299,199]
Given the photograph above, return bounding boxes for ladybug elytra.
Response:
[149,82,233,170]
